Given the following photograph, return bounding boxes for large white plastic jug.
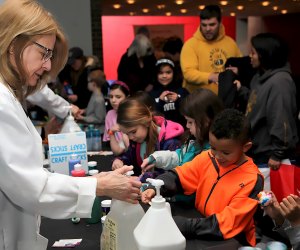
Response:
[134,178,186,250]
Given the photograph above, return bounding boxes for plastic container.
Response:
[63,81,74,95]
[69,154,81,175]
[86,129,93,151]
[134,178,186,250]
[92,129,102,151]
[100,171,145,250]
[71,163,86,223]
[86,170,101,224]
[88,161,97,171]
[71,163,86,177]
[60,106,82,134]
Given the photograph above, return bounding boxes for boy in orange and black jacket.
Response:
[141,109,263,246]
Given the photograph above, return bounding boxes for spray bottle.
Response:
[60,105,82,133]
[134,178,186,250]
[100,171,145,250]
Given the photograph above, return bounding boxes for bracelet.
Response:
[108,129,114,136]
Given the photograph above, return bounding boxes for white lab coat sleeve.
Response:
[26,84,69,119]
[151,150,179,170]
[0,86,96,219]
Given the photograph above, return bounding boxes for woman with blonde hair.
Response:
[117,34,157,93]
[0,1,141,248]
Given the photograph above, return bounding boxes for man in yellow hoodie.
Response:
[180,5,242,94]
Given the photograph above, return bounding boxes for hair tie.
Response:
[112,80,130,92]
[155,58,175,68]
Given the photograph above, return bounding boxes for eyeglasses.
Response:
[32,41,53,62]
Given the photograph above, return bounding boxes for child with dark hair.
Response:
[141,88,224,171]
[103,81,130,155]
[149,58,189,126]
[142,109,263,247]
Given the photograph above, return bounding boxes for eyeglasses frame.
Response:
[32,41,53,62]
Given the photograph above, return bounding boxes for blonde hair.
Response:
[127,34,153,58]
[117,98,158,157]
[0,0,68,101]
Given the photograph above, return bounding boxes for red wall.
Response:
[102,16,236,80]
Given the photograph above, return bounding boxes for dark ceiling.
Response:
[101,0,300,17]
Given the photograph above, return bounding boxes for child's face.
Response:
[119,124,148,143]
[209,132,248,167]
[157,65,173,86]
[87,80,95,92]
[184,116,197,137]
[109,88,126,110]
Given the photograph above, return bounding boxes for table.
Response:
[40,154,242,249]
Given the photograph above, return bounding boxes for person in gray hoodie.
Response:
[237,33,298,190]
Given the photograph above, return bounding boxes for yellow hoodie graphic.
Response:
[180,24,242,94]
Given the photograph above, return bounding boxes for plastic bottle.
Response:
[88,161,97,171]
[69,154,81,175]
[100,171,145,250]
[85,127,93,151]
[134,178,186,250]
[92,129,102,151]
[86,170,101,224]
[63,81,74,95]
[60,106,82,134]
[71,163,86,177]
[71,163,86,223]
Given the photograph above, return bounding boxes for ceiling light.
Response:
[165,12,172,16]
[113,4,121,9]
[273,6,278,11]
[230,12,236,16]
[142,8,149,13]
[281,9,288,14]
[180,9,187,13]
[261,1,270,7]
[126,0,135,4]
[157,4,166,9]
[129,12,135,15]
[175,0,184,5]
[198,5,205,10]
[237,5,244,10]
[220,1,228,6]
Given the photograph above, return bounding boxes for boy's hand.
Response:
[263,191,285,226]
[279,194,300,227]
[112,159,124,170]
[141,189,155,204]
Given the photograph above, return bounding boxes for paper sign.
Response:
[48,132,88,175]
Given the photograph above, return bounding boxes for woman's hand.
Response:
[268,158,281,170]
[95,165,142,204]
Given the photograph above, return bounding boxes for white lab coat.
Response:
[26,84,69,119]
[0,82,97,250]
